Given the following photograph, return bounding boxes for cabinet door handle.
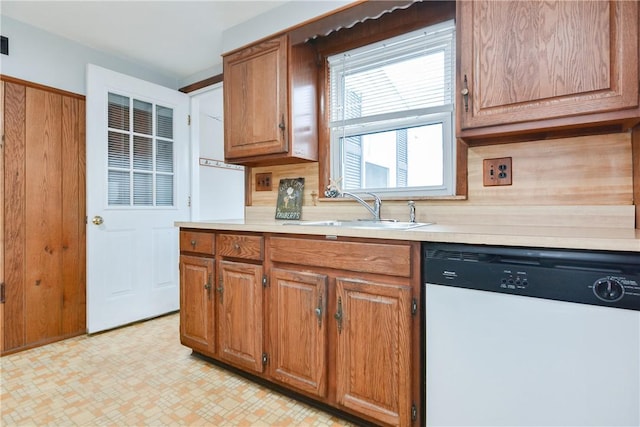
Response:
[334,296,343,333]
[461,74,470,112]
[278,115,287,145]
[217,276,224,303]
[204,273,212,292]
[279,115,288,148]
[315,295,323,328]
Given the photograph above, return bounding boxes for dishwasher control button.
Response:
[593,278,624,302]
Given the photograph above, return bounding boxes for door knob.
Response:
[92,216,104,225]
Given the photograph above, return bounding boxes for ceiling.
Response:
[1,1,290,81]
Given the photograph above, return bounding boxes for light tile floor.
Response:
[1,313,354,426]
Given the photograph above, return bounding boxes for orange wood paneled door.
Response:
[0,82,4,353]
[2,79,86,354]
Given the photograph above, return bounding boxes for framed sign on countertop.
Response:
[275,178,304,220]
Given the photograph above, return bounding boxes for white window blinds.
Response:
[328,20,455,128]
[107,92,174,207]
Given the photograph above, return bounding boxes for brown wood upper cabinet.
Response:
[223,34,318,165]
[457,0,639,141]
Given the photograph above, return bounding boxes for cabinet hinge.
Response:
[1,282,5,304]
[188,114,191,126]
[262,275,268,288]
[411,403,417,422]
[411,298,418,315]
[262,352,269,365]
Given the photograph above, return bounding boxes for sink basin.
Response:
[283,220,432,230]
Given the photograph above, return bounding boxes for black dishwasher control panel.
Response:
[423,243,640,311]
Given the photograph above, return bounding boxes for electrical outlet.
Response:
[255,172,272,191]
[483,157,512,186]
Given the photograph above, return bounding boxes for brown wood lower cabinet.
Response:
[179,230,215,356]
[179,229,421,426]
[217,260,264,373]
[270,268,328,398]
[335,278,413,426]
[179,255,215,355]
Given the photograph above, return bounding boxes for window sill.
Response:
[317,195,467,203]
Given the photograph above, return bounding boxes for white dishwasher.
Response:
[423,243,640,427]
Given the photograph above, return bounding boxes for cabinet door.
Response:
[179,255,215,356]
[335,278,413,426]
[458,0,638,130]
[217,261,264,372]
[224,35,288,160]
[270,268,328,397]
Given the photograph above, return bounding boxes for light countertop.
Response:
[175,220,640,252]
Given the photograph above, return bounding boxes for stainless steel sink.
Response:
[282,219,432,230]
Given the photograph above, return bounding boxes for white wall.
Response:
[179,0,352,87]
[0,16,178,94]
[221,0,352,53]
[3,2,356,92]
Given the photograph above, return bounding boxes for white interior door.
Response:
[86,64,190,333]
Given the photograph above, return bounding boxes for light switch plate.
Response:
[255,173,272,191]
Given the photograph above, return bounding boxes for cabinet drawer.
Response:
[270,237,412,278]
[217,234,264,261]
[180,230,215,255]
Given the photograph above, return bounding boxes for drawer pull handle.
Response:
[233,243,240,251]
[190,240,196,248]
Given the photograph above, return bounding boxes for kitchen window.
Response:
[328,19,455,198]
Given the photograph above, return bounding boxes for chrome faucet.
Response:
[408,200,416,223]
[337,191,382,221]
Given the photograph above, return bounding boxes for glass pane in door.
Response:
[107,92,175,207]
